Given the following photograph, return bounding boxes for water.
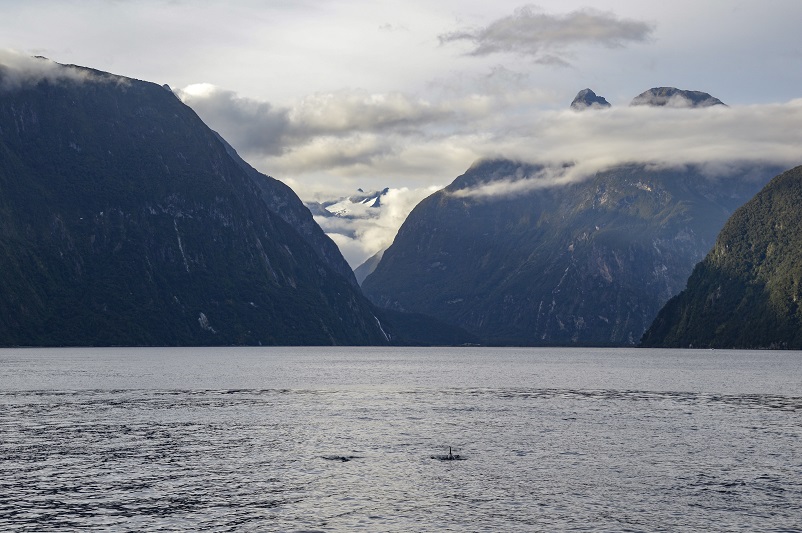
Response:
[1,347,801,532]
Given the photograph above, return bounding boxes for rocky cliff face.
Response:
[570,88,611,110]
[0,58,389,346]
[362,160,778,345]
[642,166,802,349]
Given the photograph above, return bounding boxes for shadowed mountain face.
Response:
[354,249,384,286]
[0,61,389,346]
[642,166,802,349]
[214,133,359,288]
[362,160,779,346]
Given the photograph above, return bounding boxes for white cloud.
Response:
[176,73,556,195]
[0,49,115,90]
[288,90,451,136]
[178,75,802,206]
[449,101,802,197]
[314,186,440,267]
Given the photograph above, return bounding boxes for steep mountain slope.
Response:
[0,59,389,346]
[362,160,778,345]
[642,166,802,349]
[354,249,384,285]
[214,133,359,287]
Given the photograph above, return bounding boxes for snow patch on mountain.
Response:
[307,185,440,268]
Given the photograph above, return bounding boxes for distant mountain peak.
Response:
[349,187,389,207]
[570,88,611,110]
[308,188,391,218]
[630,87,725,108]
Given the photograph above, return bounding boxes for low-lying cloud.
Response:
[0,49,119,90]
[176,75,558,195]
[312,186,441,267]
[439,5,654,65]
[180,80,802,201]
[452,101,802,198]
[174,74,802,255]
[177,85,462,163]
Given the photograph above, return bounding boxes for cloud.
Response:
[449,165,578,198]
[378,22,409,33]
[177,84,290,156]
[313,186,441,267]
[0,49,114,90]
[275,134,396,174]
[177,85,462,161]
[449,101,802,198]
[178,76,802,208]
[439,5,654,65]
[288,90,451,136]
[177,72,555,190]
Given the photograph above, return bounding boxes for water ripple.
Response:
[2,385,801,531]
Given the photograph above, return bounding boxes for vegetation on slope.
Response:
[642,166,802,348]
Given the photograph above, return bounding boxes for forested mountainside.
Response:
[642,166,802,349]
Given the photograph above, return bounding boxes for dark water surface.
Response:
[1,347,801,531]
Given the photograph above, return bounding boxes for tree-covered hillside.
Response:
[642,166,802,349]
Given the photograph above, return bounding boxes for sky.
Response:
[3,0,802,266]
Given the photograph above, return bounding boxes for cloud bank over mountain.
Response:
[177,75,802,262]
[6,0,801,270]
[0,49,110,90]
[6,0,802,199]
[179,80,802,200]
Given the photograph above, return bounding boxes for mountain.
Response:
[306,188,390,219]
[377,307,480,346]
[214,133,359,287]
[571,86,723,111]
[570,88,611,110]
[0,58,390,346]
[361,159,779,345]
[631,87,725,108]
[354,249,384,285]
[641,166,802,349]
[304,186,416,272]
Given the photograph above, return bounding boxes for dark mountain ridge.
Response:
[361,85,762,345]
[570,86,725,110]
[362,158,780,346]
[0,58,390,346]
[213,132,359,287]
[354,249,384,286]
